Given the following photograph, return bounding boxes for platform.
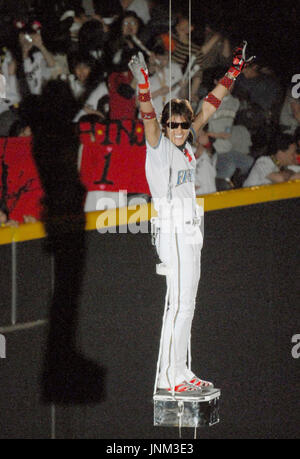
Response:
[153,387,220,428]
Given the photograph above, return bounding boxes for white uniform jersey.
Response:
[148,130,205,390]
[146,132,197,219]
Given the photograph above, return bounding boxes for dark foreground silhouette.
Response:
[23,80,106,404]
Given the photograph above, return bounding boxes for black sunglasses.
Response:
[166,122,191,130]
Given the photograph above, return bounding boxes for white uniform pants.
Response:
[156,221,202,388]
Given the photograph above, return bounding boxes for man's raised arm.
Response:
[128,52,161,148]
[193,41,255,135]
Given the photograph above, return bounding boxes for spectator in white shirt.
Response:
[280,85,300,135]
[78,19,106,74]
[18,26,55,96]
[194,129,217,195]
[2,22,55,100]
[243,133,300,187]
[0,24,55,134]
[120,0,151,25]
[68,53,109,122]
[0,48,21,115]
[108,10,144,73]
[148,45,184,118]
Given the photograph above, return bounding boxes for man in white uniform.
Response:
[129,43,254,393]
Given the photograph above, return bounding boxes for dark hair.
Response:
[175,10,198,28]
[42,17,72,54]
[0,200,9,220]
[174,11,205,46]
[161,99,194,129]
[68,51,105,107]
[112,10,144,40]
[5,23,36,99]
[78,19,104,53]
[94,0,123,17]
[9,119,30,137]
[151,44,166,56]
[122,10,144,28]
[268,133,295,156]
[68,52,97,75]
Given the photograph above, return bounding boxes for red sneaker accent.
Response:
[167,382,199,393]
[189,377,214,388]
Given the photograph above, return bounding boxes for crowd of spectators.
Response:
[0,0,299,225]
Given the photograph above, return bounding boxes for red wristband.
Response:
[219,75,234,90]
[227,65,241,79]
[204,93,221,109]
[138,91,151,102]
[141,110,156,120]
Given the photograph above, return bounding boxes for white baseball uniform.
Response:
[146,130,203,389]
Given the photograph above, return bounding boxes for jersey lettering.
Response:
[176,169,195,187]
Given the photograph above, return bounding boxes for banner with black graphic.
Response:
[0,120,149,222]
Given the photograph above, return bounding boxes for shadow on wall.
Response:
[25,79,107,404]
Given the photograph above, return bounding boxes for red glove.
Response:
[227,41,256,79]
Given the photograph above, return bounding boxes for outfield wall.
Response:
[0,184,299,439]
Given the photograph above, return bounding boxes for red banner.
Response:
[0,120,150,222]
